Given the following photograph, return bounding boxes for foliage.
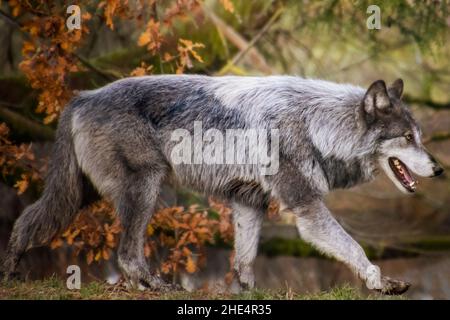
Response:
[50,201,120,264]
[49,198,235,279]
[0,122,42,194]
[7,0,209,123]
[9,1,91,124]
[145,199,233,277]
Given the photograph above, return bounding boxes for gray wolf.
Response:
[2,75,444,294]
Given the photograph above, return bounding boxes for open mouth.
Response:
[388,157,418,193]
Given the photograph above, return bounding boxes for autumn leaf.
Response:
[137,19,162,54]
[106,232,114,243]
[82,12,92,21]
[43,113,58,124]
[147,224,154,236]
[182,246,192,256]
[161,262,171,274]
[14,174,29,195]
[50,238,63,249]
[224,270,234,285]
[9,0,21,17]
[179,39,205,63]
[220,0,235,13]
[95,250,102,261]
[144,243,152,257]
[176,38,205,73]
[163,52,174,62]
[185,255,197,273]
[22,41,35,55]
[103,0,118,30]
[268,198,281,220]
[138,32,151,46]
[86,250,94,265]
[102,248,110,260]
[130,62,153,77]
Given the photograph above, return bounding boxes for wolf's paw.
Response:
[239,282,252,292]
[234,266,255,292]
[118,276,181,293]
[125,274,184,292]
[156,282,184,293]
[377,276,410,295]
[138,277,184,293]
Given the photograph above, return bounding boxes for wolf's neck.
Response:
[304,92,377,162]
[315,151,377,190]
[303,90,379,189]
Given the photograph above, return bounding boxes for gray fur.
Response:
[232,202,263,289]
[3,75,443,294]
[3,105,83,276]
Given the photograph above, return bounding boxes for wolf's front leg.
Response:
[294,200,410,295]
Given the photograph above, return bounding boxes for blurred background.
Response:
[0,0,449,299]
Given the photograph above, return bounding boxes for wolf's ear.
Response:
[363,80,391,119]
[388,78,404,99]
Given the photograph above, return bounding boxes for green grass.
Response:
[0,277,402,300]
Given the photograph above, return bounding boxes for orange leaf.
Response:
[147,224,154,236]
[22,41,35,55]
[137,31,151,46]
[95,250,102,261]
[86,250,94,265]
[102,248,110,260]
[185,256,197,273]
[220,0,235,13]
[50,238,63,249]
[14,175,29,195]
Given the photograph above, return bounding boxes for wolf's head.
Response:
[362,79,444,193]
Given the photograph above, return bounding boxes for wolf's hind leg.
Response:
[294,200,410,295]
[232,202,264,290]
[113,170,172,291]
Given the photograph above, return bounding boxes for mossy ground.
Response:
[0,277,402,300]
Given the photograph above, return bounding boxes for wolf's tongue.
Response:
[399,164,414,184]
[390,157,417,190]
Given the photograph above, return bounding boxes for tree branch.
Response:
[203,5,277,75]
[0,106,55,141]
[222,8,283,75]
[73,53,119,82]
[0,9,23,29]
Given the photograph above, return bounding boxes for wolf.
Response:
[2,75,444,294]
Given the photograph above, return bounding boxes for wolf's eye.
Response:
[404,133,413,141]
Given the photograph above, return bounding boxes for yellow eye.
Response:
[404,133,413,141]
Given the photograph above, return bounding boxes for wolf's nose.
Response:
[433,166,444,177]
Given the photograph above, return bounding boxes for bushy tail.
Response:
[3,105,83,277]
